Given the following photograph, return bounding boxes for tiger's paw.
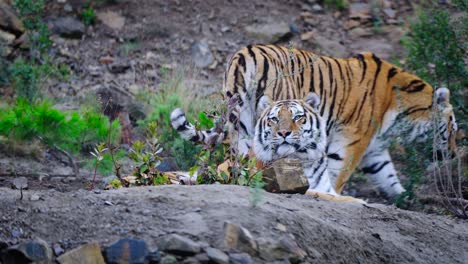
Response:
[305,190,367,204]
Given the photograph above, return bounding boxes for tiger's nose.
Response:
[277,130,291,138]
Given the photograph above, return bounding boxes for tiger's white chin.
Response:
[276,145,296,157]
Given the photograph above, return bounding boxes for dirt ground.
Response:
[0,185,467,263]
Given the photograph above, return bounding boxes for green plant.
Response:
[129,121,169,186]
[322,0,348,10]
[138,66,220,170]
[403,8,466,114]
[89,142,107,189]
[79,2,97,26]
[0,99,121,155]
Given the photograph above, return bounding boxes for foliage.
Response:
[0,99,121,154]
[129,122,168,186]
[403,8,467,115]
[137,67,219,170]
[79,2,97,26]
[322,0,348,10]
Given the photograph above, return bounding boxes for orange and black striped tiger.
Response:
[171,44,458,199]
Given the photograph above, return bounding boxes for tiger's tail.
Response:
[170,108,225,145]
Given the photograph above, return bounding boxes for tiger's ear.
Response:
[257,95,272,116]
[435,87,450,107]
[304,92,320,111]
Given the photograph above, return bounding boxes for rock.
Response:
[349,38,393,60]
[103,238,149,264]
[244,21,291,43]
[300,31,314,41]
[191,40,214,68]
[63,4,72,12]
[223,222,257,255]
[107,59,131,74]
[52,243,64,256]
[145,251,161,264]
[0,1,24,35]
[160,255,178,264]
[159,234,201,256]
[97,11,125,31]
[194,253,210,263]
[229,253,253,264]
[206,247,229,264]
[348,27,373,39]
[383,8,396,19]
[349,3,371,20]
[262,159,309,194]
[157,158,180,172]
[30,194,40,201]
[311,4,323,12]
[2,238,52,264]
[257,236,307,263]
[312,35,347,58]
[50,17,85,38]
[11,177,28,190]
[183,257,201,264]
[0,29,15,45]
[57,243,105,264]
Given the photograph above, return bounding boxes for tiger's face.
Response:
[253,92,327,162]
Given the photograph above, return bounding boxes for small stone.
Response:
[348,27,373,38]
[159,234,201,256]
[312,35,347,58]
[349,3,371,20]
[107,59,130,74]
[2,238,52,264]
[0,29,15,45]
[257,236,307,263]
[223,222,257,255]
[191,40,214,68]
[0,2,24,34]
[383,8,396,19]
[57,243,105,264]
[160,255,178,264]
[104,201,113,206]
[53,243,64,256]
[97,11,125,31]
[63,4,73,12]
[275,223,287,232]
[30,194,40,201]
[300,11,313,19]
[194,253,210,263]
[11,177,28,190]
[311,4,323,12]
[229,253,253,264]
[183,257,201,264]
[145,251,161,264]
[206,247,229,264]
[244,21,291,43]
[104,238,149,264]
[50,16,85,38]
[262,159,309,194]
[300,31,314,41]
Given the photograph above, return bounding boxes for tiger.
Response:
[171,44,458,200]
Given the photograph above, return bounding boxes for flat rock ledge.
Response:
[0,185,467,263]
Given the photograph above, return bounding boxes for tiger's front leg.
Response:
[358,147,405,200]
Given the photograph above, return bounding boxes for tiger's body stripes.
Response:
[172,45,458,199]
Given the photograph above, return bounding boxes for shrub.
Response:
[138,66,221,170]
[0,99,120,155]
[403,7,467,114]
